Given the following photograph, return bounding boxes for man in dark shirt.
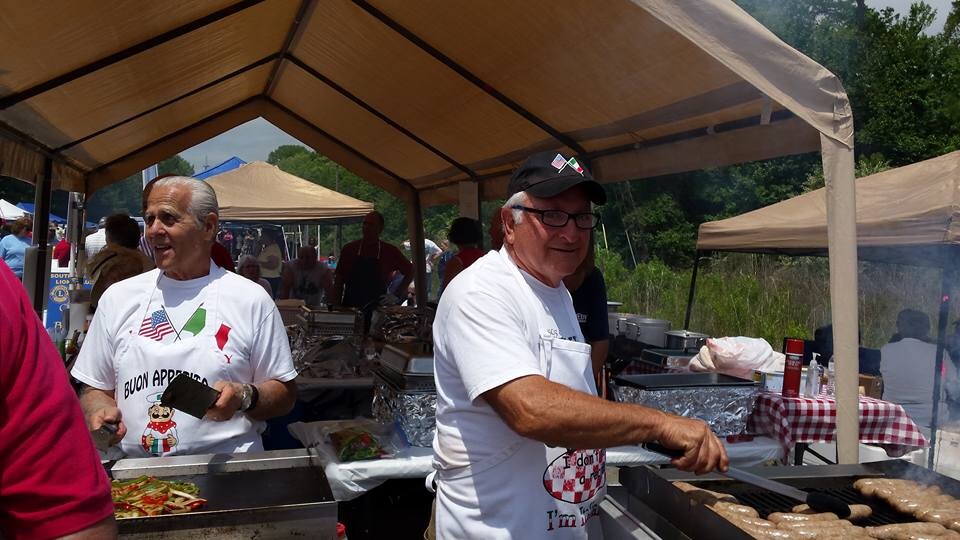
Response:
[563,241,609,377]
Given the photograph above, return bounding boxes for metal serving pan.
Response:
[379,342,434,376]
[614,372,759,389]
[108,449,337,539]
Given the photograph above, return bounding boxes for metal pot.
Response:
[622,317,671,347]
[664,330,709,350]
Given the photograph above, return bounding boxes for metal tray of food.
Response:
[379,342,434,375]
[107,450,337,539]
[614,372,759,389]
[372,366,435,393]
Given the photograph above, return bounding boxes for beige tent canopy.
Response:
[206,161,372,222]
[0,0,862,461]
[697,150,960,266]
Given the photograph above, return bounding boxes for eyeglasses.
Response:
[511,205,600,230]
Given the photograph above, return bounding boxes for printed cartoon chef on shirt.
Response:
[141,392,179,456]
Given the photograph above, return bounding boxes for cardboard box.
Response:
[859,374,883,399]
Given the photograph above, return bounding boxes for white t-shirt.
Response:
[433,248,598,539]
[880,337,958,429]
[73,261,297,456]
[84,229,106,260]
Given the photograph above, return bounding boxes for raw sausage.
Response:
[768,512,840,524]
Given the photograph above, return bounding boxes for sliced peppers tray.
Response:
[111,475,207,518]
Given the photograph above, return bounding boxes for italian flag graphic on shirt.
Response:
[181,306,206,337]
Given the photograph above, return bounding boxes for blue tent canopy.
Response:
[194,156,246,180]
[16,202,67,224]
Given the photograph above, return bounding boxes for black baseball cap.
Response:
[507,151,606,204]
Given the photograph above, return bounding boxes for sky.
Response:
[178,1,953,175]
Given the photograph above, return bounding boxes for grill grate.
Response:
[682,477,909,526]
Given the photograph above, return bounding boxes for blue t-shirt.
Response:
[0,234,29,277]
[570,267,610,342]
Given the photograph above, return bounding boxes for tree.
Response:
[86,155,196,221]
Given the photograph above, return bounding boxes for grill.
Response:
[620,460,960,540]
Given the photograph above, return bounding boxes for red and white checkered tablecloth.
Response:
[747,391,927,462]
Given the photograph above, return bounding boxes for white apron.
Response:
[114,267,263,457]
[435,255,606,539]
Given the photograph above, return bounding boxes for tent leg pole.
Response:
[929,267,953,469]
[31,158,54,316]
[683,251,703,329]
[821,135,859,464]
[406,190,427,307]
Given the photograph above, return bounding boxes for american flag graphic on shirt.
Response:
[140,309,174,341]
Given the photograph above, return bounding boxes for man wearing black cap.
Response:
[430,151,728,539]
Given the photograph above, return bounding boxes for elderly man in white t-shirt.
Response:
[73,176,297,457]
[881,309,959,432]
[431,151,728,539]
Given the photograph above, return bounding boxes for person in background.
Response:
[403,237,442,300]
[489,210,504,251]
[0,216,32,280]
[881,309,959,432]
[334,211,412,312]
[0,260,116,539]
[279,245,335,307]
[85,217,108,261]
[53,227,72,267]
[440,217,483,294]
[435,239,454,294]
[86,214,155,309]
[326,253,337,270]
[257,232,283,297]
[238,255,274,297]
[563,240,609,378]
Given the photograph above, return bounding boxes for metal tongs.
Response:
[90,422,119,452]
[643,442,852,518]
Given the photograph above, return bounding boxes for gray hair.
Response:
[503,191,529,224]
[152,176,219,228]
[238,255,260,276]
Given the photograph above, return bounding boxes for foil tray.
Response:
[612,374,759,436]
[372,375,436,447]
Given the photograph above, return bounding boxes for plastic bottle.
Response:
[782,338,804,398]
[824,357,836,397]
[804,355,821,397]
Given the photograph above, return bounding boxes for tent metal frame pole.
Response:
[928,267,953,469]
[351,0,587,157]
[55,53,280,152]
[684,250,705,330]
[31,158,54,315]
[0,0,265,110]
[285,55,477,179]
[266,98,414,191]
[263,0,314,96]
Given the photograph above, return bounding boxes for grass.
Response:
[596,250,952,349]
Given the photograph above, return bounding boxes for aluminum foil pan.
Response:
[370,306,434,344]
[612,383,759,436]
[372,377,436,447]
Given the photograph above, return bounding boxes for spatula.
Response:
[160,373,221,419]
[643,442,851,518]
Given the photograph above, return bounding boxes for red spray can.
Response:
[782,338,804,398]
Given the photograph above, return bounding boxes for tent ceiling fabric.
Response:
[204,160,373,221]
[697,150,960,255]
[0,0,852,205]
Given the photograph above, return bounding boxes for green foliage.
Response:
[597,251,949,350]
[86,155,196,221]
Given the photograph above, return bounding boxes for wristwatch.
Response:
[239,384,259,412]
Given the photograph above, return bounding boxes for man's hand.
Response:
[207,381,244,421]
[654,415,729,475]
[87,405,126,445]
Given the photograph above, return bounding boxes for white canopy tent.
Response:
[0,0,860,462]
[0,199,28,220]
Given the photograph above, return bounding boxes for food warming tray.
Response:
[379,342,434,376]
[614,372,759,389]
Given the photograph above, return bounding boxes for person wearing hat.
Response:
[430,151,728,538]
[72,176,297,458]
